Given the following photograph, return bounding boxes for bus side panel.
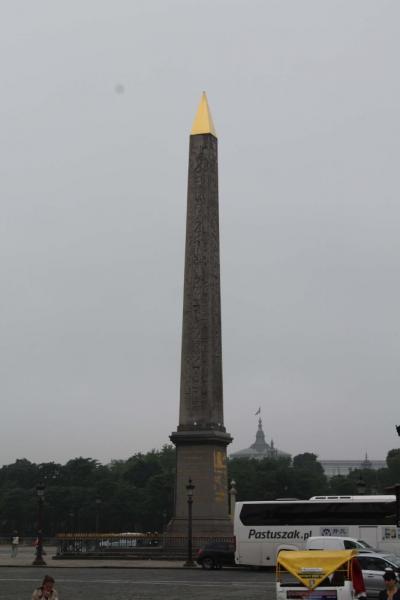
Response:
[235,540,263,567]
[235,526,313,566]
[375,526,400,554]
[358,526,379,548]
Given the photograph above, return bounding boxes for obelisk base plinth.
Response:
[167,516,233,536]
[168,430,233,536]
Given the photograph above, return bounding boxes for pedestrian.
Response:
[379,570,400,600]
[32,575,59,600]
[11,531,19,557]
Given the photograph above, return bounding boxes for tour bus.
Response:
[234,495,400,567]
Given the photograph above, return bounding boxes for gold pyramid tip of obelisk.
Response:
[191,92,217,138]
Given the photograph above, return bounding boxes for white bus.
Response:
[234,495,400,567]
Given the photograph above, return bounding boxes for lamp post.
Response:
[68,510,75,535]
[95,497,102,534]
[32,482,46,566]
[67,510,75,553]
[229,479,237,518]
[356,476,367,495]
[184,478,195,567]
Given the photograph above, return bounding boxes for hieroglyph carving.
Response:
[213,448,227,503]
[180,134,224,428]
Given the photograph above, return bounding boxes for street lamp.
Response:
[95,497,102,534]
[229,479,237,518]
[184,478,195,567]
[32,482,46,566]
[356,477,367,495]
[69,510,75,533]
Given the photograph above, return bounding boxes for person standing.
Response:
[11,531,19,557]
[379,570,400,600]
[32,575,59,600]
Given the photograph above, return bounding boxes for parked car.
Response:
[306,536,376,552]
[196,541,235,569]
[357,551,400,595]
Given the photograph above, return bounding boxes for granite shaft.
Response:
[180,133,224,430]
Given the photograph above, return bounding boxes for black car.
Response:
[196,541,235,569]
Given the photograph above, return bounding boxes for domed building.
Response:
[230,417,290,460]
[230,416,385,477]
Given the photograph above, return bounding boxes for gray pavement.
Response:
[0,545,185,569]
[0,565,274,600]
[0,546,274,599]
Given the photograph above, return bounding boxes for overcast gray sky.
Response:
[1,1,399,467]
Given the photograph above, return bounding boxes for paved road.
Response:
[0,566,275,600]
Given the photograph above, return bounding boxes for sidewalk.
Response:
[0,547,196,569]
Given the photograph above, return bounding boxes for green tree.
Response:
[0,459,38,490]
[386,449,400,481]
[291,453,328,499]
[228,456,294,501]
[329,475,355,495]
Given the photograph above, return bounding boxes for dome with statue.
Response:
[230,412,290,460]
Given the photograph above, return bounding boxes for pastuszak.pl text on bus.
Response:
[248,529,313,540]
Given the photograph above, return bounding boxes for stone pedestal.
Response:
[169,431,233,535]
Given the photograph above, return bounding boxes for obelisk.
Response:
[169,93,233,536]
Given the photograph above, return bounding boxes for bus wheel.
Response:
[202,557,215,570]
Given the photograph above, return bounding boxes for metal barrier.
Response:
[55,533,235,557]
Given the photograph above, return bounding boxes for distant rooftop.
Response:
[319,456,386,478]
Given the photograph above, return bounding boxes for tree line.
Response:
[1,447,400,537]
